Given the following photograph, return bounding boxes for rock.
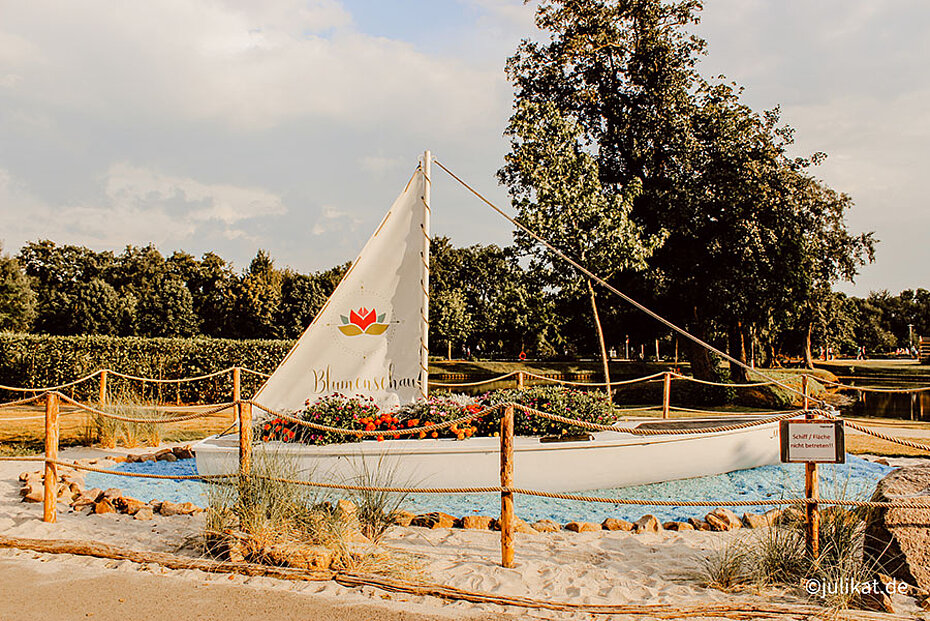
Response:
[633,515,660,534]
[490,517,534,534]
[133,506,154,521]
[125,454,140,463]
[21,482,43,503]
[335,499,357,519]
[565,521,602,533]
[688,517,712,531]
[532,519,561,533]
[93,499,116,514]
[140,454,156,463]
[459,515,494,530]
[176,502,202,515]
[410,512,456,529]
[863,464,930,591]
[172,446,194,459]
[602,518,634,531]
[102,488,123,501]
[391,510,415,527]
[159,501,184,516]
[705,508,742,531]
[742,513,771,529]
[763,509,784,525]
[874,458,891,466]
[161,453,178,462]
[663,521,694,531]
[116,497,147,515]
[154,449,174,461]
[18,470,40,482]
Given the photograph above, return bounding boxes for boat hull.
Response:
[193,416,783,492]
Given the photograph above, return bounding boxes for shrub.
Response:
[0,332,291,402]
[480,386,616,437]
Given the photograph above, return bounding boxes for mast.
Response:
[419,150,431,399]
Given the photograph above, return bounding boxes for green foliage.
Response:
[504,0,874,378]
[135,275,199,337]
[0,246,35,332]
[480,386,615,437]
[68,279,121,336]
[0,332,291,402]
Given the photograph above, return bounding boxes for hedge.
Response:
[0,333,294,403]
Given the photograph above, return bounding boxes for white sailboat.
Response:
[193,151,783,492]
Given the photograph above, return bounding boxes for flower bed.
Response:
[256,387,616,446]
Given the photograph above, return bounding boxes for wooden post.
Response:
[662,372,671,419]
[232,366,241,416]
[98,369,107,405]
[43,392,59,524]
[500,404,515,568]
[655,339,660,361]
[801,374,809,411]
[516,371,524,391]
[239,400,252,477]
[805,409,819,560]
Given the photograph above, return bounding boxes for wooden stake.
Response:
[804,409,819,560]
[239,400,252,477]
[516,371,524,391]
[801,374,809,411]
[98,369,107,405]
[43,392,59,524]
[500,404,515,569]
[232,366,241,416]
[662,372,671,419]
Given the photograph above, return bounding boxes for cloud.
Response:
[0,0,506,133]
[312,206,362,236]
[0,165,286,251]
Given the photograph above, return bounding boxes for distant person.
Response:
[856,345,865,360]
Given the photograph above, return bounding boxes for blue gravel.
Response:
[86,455,892,524]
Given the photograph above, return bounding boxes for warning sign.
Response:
[780,420,845,464]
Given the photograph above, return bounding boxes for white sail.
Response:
[253,159,429,413]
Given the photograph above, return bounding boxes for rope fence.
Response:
[4,375,930,570]
[19,457,930,511]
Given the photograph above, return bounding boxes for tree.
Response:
[67,279,120,335]
[234,250,283,338]
[0,245,36,332]
[186,252,238,338]
[18,240,114,334]
[505,0,874,380]
[276,271,326,339]
[135,275,199,337]
[500,100,662,390]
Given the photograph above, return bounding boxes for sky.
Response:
[1,0,927,296]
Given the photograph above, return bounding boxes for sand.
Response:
[0,447,925,620]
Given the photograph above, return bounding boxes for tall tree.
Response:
[234,250,283,339]
[505,0,874,380]
[0,245,36,332]
[500,100,662,391]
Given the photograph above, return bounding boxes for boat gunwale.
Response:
[193,417,782,457]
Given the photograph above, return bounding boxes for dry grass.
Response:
[0,402,234,449]
[204,450,421,577]
[845,433,930,457]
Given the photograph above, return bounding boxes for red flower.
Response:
[349,307,377,331]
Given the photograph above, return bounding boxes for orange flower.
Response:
[431,431,438,438]
[377,435,384,442]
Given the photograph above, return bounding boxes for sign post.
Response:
[780,417,845,560]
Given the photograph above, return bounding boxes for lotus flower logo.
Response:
[338,307,389,336]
